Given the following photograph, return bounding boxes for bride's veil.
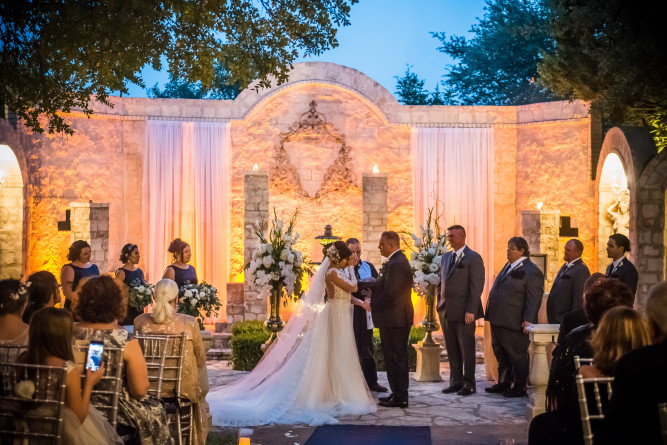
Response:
[208,258,331,426]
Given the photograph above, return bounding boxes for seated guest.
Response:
[115,243,146,327]
[578,306,650,378]
[556,273,605,347]
[73,276,171,445]
[528,277,634,445]
[23,308,121,445]
[23,271,60,323]
[135,279,209,445]
[594,281,667,445]
[61,240,99,311]
[0,279,29,346]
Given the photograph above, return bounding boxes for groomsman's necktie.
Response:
[449,253,457,270]
[498,263,510,278]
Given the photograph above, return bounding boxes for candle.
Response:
[239,438,250,445]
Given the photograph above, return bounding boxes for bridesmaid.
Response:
[162,238,198,295]
[116,243,146,327]
[61,240,99,311]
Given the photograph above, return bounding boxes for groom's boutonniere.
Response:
[379,261,389,277]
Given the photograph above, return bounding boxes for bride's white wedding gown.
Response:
[208,258,377,426]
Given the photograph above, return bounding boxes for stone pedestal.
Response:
[521,210,560,289]
[226,282,245,324]
[526,324,560,420]
[412,342,444,382]
[244,173,269,322]
[362,174,388,267]
[70,202,110,272]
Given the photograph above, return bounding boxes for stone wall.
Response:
[362,174,388,267]
[70,202,110,273]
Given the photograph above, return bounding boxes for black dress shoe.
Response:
[484,383,511,394]
[369,383,388,393]
[457,386,476,396]
[502,387,528,398]
[378,394,394,403]
[378,399,408,408]
[441,383,464,394]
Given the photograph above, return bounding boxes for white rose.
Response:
[429,263,439,272]
[280,249,289,261]
[199,291,205,299]
[428,247,436,256]
[184,290,193,298]
[137,285,146,293]
[287,253,295,263]
[262,256,274,268]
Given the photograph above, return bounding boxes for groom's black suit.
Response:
[370,250,414,404]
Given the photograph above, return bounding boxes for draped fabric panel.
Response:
[411,127,494,298]
[143,121,231,316]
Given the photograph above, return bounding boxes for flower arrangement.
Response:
[245,208,312,305]
[178,282,221,329]
[127,278,154,311]
[403,208,448,296]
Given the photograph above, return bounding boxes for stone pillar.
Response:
[363,174,388,267]
[226,282,245,324]
[244,173,269,322]
[526,324,560,419]
[70,202,110,272]
[521,210,560,289]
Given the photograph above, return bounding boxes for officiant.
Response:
[346,238,387,393]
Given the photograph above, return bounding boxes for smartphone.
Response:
[85,341,104,372]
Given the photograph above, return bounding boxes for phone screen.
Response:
[85,342,104,371]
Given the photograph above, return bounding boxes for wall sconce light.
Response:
[252,163,259,171]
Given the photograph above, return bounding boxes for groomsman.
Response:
[485,237,543,398]
[546,239,590,324]
[362,231,414,408]
[437,225,485,396]
[605,233,638,298]
[346,238,387,393]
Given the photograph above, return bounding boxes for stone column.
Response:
[362,174,388,267]
[243,172,269,322]
[526,324,560,420]
[70,202,110,273]
[521,209,560,289]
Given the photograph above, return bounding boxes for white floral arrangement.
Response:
[403,208,448,296]
[245,208,312,304]
[178,282,221,329]
[127,278,154,311]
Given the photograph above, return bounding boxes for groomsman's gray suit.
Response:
[546,258,590,324]
[485,258,543,391]
[437,246,485,390]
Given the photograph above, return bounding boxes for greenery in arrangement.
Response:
[245,209,312,306]
[126,279,155,312]
[178,282,221,329]
[230,321,271,371]
[0,0,358,135]
[373,326,425,373]
[402,208,448,296]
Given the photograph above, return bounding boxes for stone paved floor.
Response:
[206,360,530,444]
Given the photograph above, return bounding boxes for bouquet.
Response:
[127,278,154,311]
[178,282,221,329]
[403,208,448,296]
[245,208,313,305]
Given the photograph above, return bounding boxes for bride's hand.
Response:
[348,253,360,267]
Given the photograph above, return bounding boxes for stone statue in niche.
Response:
[606,185,630,233]
[270,100,358,199]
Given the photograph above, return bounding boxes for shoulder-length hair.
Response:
[25,307,74,365]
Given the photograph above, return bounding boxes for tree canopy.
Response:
[394,66,452,105]
[0,0,357,134]
[148,63,242,100]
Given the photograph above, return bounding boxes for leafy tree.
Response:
[0,0,357,134]
[148,63,243,100]
[539,0,667,151]
[432,0,560,105]
[394,66,429,105]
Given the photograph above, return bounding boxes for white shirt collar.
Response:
[453,245,466,257]
[509,256,527,271]
[612,256,625,269]
[387,249,401,260]
[566,257,581,268]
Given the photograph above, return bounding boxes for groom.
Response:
[362,231,414,408]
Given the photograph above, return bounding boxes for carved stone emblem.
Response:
[270,101,357,199]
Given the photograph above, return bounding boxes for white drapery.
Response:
[411,127,494,295]
[143,120,231,313]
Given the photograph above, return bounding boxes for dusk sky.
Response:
[126,0,488,98]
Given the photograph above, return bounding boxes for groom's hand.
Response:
[361,300,372,312]
[464,312,474,324]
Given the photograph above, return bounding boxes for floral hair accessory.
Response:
[326,244,341,263]
[9,281,31,301]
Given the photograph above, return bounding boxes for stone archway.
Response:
[635,149,667,308]
[597,153,630,271]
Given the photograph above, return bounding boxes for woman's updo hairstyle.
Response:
[168,238,190,261]
[0,279,28,315]
[323,240,352,264]
[152,279,178,324]
[119,243,138,263]
[23,271,59,323]
[67,240,91,262]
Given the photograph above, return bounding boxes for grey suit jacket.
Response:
[546,258,590,324]
[437,246,485,321]
[485,258,544,332]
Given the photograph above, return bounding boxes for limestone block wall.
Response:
[70,202,110,273]
[521,210,561,288]
[242,173,269,322]
[363,174,388,267]
[0,186,23,279]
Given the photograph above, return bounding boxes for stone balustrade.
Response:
[526,323,560,420]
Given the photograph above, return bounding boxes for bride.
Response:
[208,241,377,426]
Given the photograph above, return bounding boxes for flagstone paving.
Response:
[206,360,529,444]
